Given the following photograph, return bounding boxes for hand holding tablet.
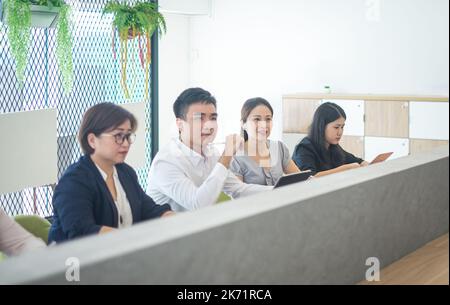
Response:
[274,171,313,188]
[370,152,394,165]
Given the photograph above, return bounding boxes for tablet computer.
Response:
[274,171,313,188]
[370,152,394,165]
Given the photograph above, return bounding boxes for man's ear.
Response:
[176,118,183,133]
[87,133,97,150]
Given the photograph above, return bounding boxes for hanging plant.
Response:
[56,3,73,94]
[2,0,31,85]
[103,1,166,99]
[1,0,74,94]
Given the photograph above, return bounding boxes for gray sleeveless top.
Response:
[230,140,291,186]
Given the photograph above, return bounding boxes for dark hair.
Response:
[173,88,217,119]
[308,102,346,167]
[78,103,137,155]
[241,97,274,141]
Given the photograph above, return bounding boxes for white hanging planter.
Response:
[30,5,60,28]
[0,3,60,28]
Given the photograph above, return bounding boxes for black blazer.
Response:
[292,137,364,175]
[48,155,171,243]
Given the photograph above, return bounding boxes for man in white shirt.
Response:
[0,208,46,257]
[147,88,272,212]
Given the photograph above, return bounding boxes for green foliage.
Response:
[3,0,31,84]
[103,1,166,38]
[56,3,73,93]
[3,0,73,93]
[102,1,166,99]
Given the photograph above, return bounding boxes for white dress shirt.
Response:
[146,138,272,212]
[95,165,133,228]
[0,209,46,256]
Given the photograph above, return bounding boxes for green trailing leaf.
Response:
[56,3,73,93]
[102,1,167,99]
[3,0,74,94]
[4,0,31,85]
[103,1,166,36]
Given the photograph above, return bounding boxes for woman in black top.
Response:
[292,102,369,177]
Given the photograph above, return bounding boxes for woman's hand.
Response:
[341,163,361,170]
[99,226,116,235]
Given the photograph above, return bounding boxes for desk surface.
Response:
[359,233,449,285]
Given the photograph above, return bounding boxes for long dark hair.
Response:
[241,97,274,141]
[309,102,346,168]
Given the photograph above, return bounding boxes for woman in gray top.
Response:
[230,98,301,186]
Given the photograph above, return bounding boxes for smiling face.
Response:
[88,120,133,166]
[176,102,218,150]
[243,105,273,142]
[325,116,346,146]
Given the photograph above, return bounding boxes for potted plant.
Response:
[103,1,166,99]
[1,0,73,93]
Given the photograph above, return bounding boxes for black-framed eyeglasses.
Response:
[102,132,136,145]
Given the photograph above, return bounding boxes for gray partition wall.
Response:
[0,146,448,285]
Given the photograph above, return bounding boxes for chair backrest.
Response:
[14,215,51,244]
[216,192,231,204]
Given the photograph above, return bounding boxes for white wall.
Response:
[159,13,191,148]
[160,0,211,15]
[160,0,449,145]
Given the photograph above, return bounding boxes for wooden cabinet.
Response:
[282,133,306,155]
[365,137,409,161]
[410,139,449,155]
[365,100,409,138]
[340,136,364,159]
[283,99,320,133]
[322,99,365,136]
[282,94,448,161]
[410,102,449,140]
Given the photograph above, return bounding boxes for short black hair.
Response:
[173,88,217,119]
[78,103,137,155]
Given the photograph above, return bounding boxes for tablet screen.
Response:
[274,171,313,188]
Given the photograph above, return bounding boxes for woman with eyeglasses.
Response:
[230,98,302,186]
[49,103,173,243]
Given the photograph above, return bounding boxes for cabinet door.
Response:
[340,136,365,160]
[410,102,449,140]
[321,99,365,136]
[410,139,449,155]
[365,137,409,162]
[282,133,307,156]
[365,100,409,138]
[283,99,320,133]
